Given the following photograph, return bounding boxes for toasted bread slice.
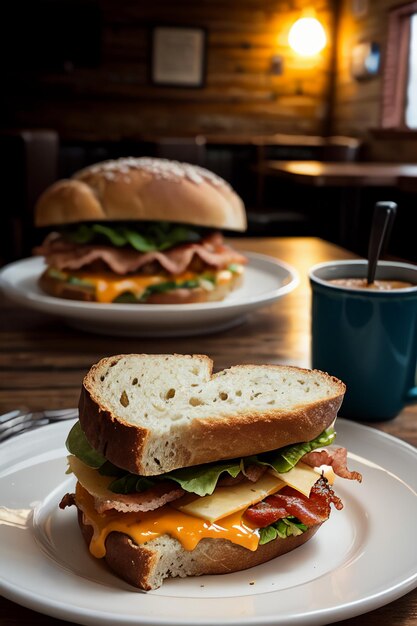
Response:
[77,508,321,590]
[78,354,345,475]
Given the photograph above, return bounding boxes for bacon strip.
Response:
[59,493,76,509]
[217,464,267,487]
[59,482,185,514]
[244,477,342,528]
[302,448,362,483]
[244,464,267,482]
[34,232,247,276]
[94,482,185,513]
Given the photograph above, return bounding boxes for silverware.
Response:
[0,408,78,443]
[367,201,397,285]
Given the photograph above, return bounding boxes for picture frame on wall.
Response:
[150,26,207,88]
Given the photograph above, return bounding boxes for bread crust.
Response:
[38,268,242,304]
[77,509,322,590]
[39,270,95,302]
[78,355,345,475]
[35,157,246,232]
[79,384,151,468]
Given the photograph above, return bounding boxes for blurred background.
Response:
[1,0,417,264]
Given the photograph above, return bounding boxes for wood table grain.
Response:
[261,161,417,187]
[1,237,416,626]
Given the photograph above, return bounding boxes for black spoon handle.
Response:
[367,201,397,285]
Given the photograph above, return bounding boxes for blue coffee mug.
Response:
[309,260,417,421]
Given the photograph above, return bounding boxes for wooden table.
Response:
[262,160,417,187]
[1,237,416,626]
[200,137,361,208]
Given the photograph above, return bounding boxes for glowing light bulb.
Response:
[288,17,327,56]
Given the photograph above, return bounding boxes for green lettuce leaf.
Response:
[66,421,106,469]
[105,462,242,497]
[121,228,156,252]
[66,421,335,496]
[258,518,308,545]
[149,223,201,251]
[68,224,95,244]
[109,475,155,494]
[166,462,242,497]
[255,427,336,473]
[91,224,130,247]
[64,221,202,252]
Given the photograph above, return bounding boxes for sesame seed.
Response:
[75,157,230,189]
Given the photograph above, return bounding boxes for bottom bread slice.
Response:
[78,510,321,590]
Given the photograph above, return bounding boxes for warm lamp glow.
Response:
[288,17,327,56]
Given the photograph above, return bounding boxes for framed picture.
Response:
[150,26,207,88]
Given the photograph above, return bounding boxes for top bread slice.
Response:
[79,354,345,476]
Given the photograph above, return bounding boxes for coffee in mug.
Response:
[309,260,417,422]
[328,278,414,290]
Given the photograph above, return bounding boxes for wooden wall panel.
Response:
[3,0,333,141]
[332,1,396,132]
[332,0,417,162]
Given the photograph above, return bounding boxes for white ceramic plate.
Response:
[1,418,416,626]
[0,253,298,337]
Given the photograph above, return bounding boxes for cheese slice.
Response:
[176,473,285,523]
[269,461,322,497]
[69,453,328,526]
[176,462,328,522]
[68,455,115,498]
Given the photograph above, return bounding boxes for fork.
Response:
[0,408,78,443]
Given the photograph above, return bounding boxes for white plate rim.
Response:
[0,252,299,336]
[0,418,416,626]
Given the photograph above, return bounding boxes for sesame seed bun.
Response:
[35,157,247,232]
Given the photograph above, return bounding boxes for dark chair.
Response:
[320,136,362,162]
[246,135,363,237]
[0,129,59,262]
[153,136,207,167]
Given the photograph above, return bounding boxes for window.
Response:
[406,13,417,128]
[381,2,417,129]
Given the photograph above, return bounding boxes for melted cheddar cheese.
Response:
[71,457,329,559]
[51,267,243,303]
[76,483,260,558]
[90,274,167,303]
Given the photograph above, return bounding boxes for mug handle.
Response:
[406,387,417,402]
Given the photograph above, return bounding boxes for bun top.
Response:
[35,157,247,232]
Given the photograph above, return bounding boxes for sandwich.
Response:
[33,157,247,304]
[60,354,362,590]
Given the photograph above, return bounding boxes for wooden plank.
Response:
[3,0,333,140]
[332,0,407,138]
